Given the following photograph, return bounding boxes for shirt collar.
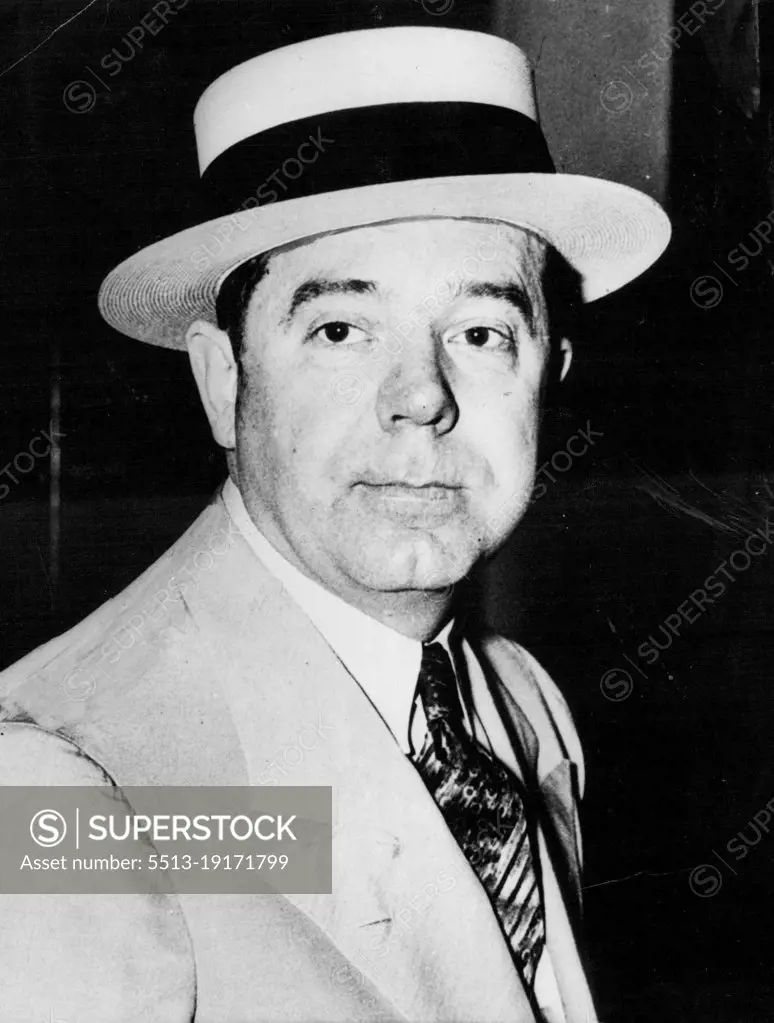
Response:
[222,478,453,753]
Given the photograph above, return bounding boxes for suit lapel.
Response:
[473,638,583,898]
[201,540,535,1021]
[475,638,598,1023]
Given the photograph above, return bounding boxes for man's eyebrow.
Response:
[282,278,377,324]
[457,280,535,331]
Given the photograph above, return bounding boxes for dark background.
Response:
[1,1,773,1020]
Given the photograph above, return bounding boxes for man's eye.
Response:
[448,326,513,349]
[312,321,368,344]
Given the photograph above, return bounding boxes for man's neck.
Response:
[267,531,455,642]
[326,585,454,642]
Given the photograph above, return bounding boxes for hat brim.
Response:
[98,173,671,349]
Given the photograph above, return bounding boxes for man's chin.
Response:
[331,525,479,594]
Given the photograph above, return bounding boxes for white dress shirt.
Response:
[222,478,567,1023]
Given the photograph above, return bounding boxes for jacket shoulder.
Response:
[0,494,234,726]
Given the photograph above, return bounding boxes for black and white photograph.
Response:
[0,1,772,1020]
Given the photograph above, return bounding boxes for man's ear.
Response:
[185,320,238,450]
[559,338,573,382]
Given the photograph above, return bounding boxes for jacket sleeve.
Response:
[0,722,196,1023]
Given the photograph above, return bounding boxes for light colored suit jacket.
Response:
[0,490,597,1023]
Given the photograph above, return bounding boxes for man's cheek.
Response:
[286,423,356,510]
[479,457,535,543]
[300,395,369,468]
[477,403,537,484]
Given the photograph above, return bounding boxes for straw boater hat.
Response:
[98,26,671,350]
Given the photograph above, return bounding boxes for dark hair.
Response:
[215,251,274,364]
[544,246,582,337]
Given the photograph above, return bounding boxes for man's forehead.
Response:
[255,218,548,300]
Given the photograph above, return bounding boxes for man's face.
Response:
[234,218,551,597]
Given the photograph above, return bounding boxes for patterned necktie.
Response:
[410,642,546,988]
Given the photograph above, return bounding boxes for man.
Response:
[0,25,669,1023]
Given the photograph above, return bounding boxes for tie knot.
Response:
[417,642,463,724]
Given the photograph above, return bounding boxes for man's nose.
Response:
[375,338,458,434]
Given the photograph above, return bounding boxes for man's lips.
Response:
[352,480,464,520]
[354,481,463,495]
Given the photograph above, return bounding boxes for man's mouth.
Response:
[358,481,461,492]
[353,480,464,520]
